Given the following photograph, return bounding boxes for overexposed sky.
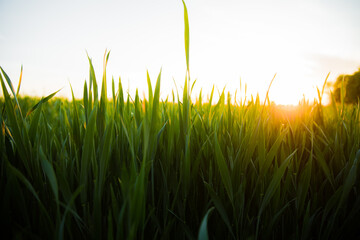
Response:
[0,0,359,105]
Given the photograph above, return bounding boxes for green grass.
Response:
[1,1,360,239]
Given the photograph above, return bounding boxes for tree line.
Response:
[333,68,360,104]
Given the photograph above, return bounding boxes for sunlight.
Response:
[1,0,359,106]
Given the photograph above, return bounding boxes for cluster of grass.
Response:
[1,2,360,239]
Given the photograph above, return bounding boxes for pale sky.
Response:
[1,0,359,105]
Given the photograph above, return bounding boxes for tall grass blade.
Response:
[16,65,23,97]
[0,66,23,118]
[198,207,214,240]
[26,89,61,117]
[182,0,190,75]
[214,130,233,202]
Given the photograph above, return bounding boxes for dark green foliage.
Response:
[1,65,360,239]
[333,68,360,104]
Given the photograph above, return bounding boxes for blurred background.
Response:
[0,0,359,105]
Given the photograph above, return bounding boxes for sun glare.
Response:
[0,0,359,107]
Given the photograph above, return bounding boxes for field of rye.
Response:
[1,2,360,240]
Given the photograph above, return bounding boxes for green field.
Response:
[1,2,360,239]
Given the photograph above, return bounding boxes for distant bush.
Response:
[333,68,360,103]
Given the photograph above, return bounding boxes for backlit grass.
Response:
[1,1,360,239]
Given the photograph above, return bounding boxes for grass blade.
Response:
[198,207,214,240]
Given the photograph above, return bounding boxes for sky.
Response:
[0,0,359,105]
